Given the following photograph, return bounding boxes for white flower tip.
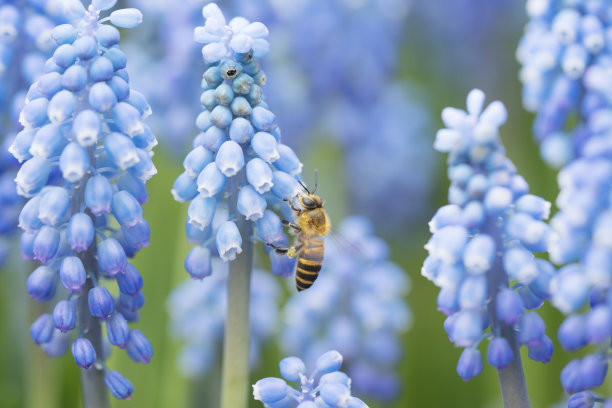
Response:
[466,89,486,116]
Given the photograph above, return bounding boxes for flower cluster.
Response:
[423,89,555,381]
[253,350,369,408]
[279,216,411,401]
[11,1,154,399]
[167,264,280,378]
[0,0,69,267]
[517,0,612,168]
[172,3,302,276]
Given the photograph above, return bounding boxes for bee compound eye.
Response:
[302,197,316,208]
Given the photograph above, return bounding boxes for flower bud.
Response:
[53,300,76,333]
[88,286,115,320]
[72,338,97,369]
[106,313,130,348]
[60,256,87,293]
[126,329,153,363]
[97,238,127,276]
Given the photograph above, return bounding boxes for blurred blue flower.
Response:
[167,264,280,378]
[423,89,555,381]
[172,3,302,277]
[253,350,369,408]
[279,216,411,402]
[11,1,155,399]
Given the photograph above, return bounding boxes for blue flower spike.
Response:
[253,350,369,408]
[11,1,154,401]
[423,89,554,403]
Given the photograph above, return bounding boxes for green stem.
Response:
[73,151,109,408]
[220,173,253,408]
[485,217,530,408]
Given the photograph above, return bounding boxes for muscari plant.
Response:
[280,216,411,403]
[253,350,368,408]
[10,0,155,403]
[0,0,68,268]
[171,4,307,408]
[423,89,556,407]
[518,1,612,405]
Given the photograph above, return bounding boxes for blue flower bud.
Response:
[41,330,70,358]
[516,284,543,310]
[269,250,295,277]
[486,337,514,369]
[30,124,63,159]
[451,310,482,347]
[278,356,305,382]
[568,392,595,408]
[551,264,590,313]
[122,219,150,251]
[437,287,459,316]
[21,232,36,260]
[110,8,143,28]
[73,110,100,146]
[203,67,223,88]
[92,0,117,11]
[246,158,273,194]
[36,72,63,99]
[585,306,611,344]
[105,47,127,70]
[106,313,130,348]
[60,256,87,293]
[187,195,216,230]
[30,314,55,344]
[517,312,545,346]
[229,117,254,144]
[88,286,115,320]
[112,102,143,137]
[197,162,225,197]
[558,315,586,351]
[213,84,234,107]
[52,44,77,69]
[527,335,553,363]
[515,194,551,219]
[578,354,608,390]
[131,124,156,150]
[127,148,156,181]
[89,56,114,82]
[38,187,70,225]
[275,144,302,176]
[27,265,56,301]
[9,128,36,162]
[456,348,482,381]
[96,23,120,47]
[252,132,279,163]
[72,338,96,369]
[425,225,469,265]
[483,186,513,216]
[73,35,98,59]
[19,195,43,232]
[97,238,127,276]
[216,221,242,261]
[47,90,76,124]
[59,142,89,182]
[15,156,52,197]
[251,106,276,131]
[89,82,117,112]
[462,234,495,274]
[199,126,226,152]
[320,382,351,407]
[126,329,152,363]
[256,210,284,245]
[458,275,487,310]
[200,90,217,111]
[85,175,113,215]
[119,291,144,312]
[116,172,148,204]
[53,300,76,333]
[271,171,300,200]
[503,246,538,283]
[104,370,133,399]
[215,140,244,177]
[65,213,93,252]
[316,350,343,374]
[19,98,48,128]
[210,105,233,129]
[112,191,142,228]
[253,377,288,405]
[237,185,266,221]
[104,132,139,170]
[495,288,523,325]
[116,263,143,296]
[172,172,198,203]
[33,225,60,263]
[232,73,253,94]
[51,24,77,45]
[126,90,151,118]
[231,97,252,117]
[185,219,212,244]
[184,246,212,279]
[195,111,212,132]
[562,359,582,393]
[183,146,213,178]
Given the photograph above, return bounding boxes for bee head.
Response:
[298,193,323,210]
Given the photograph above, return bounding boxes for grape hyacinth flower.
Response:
[168,264,279,378]
[423,89,556,406]
[280,216,411,402]
[253,350,369,408]
[516,0,612,168]
[172,4,303,407]
[12,1,154,402]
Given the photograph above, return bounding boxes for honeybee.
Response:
[267,175,330,291]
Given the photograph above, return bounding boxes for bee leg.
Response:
[266,243,289,255]
[282,198,302,215]
[281,219,301,232]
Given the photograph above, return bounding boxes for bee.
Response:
[267,174,330,291]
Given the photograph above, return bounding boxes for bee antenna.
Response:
[312,169,318,194]
[297,180,310,194]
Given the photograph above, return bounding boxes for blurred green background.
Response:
[2,1,609,407]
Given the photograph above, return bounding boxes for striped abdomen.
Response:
[295,238,324,291]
